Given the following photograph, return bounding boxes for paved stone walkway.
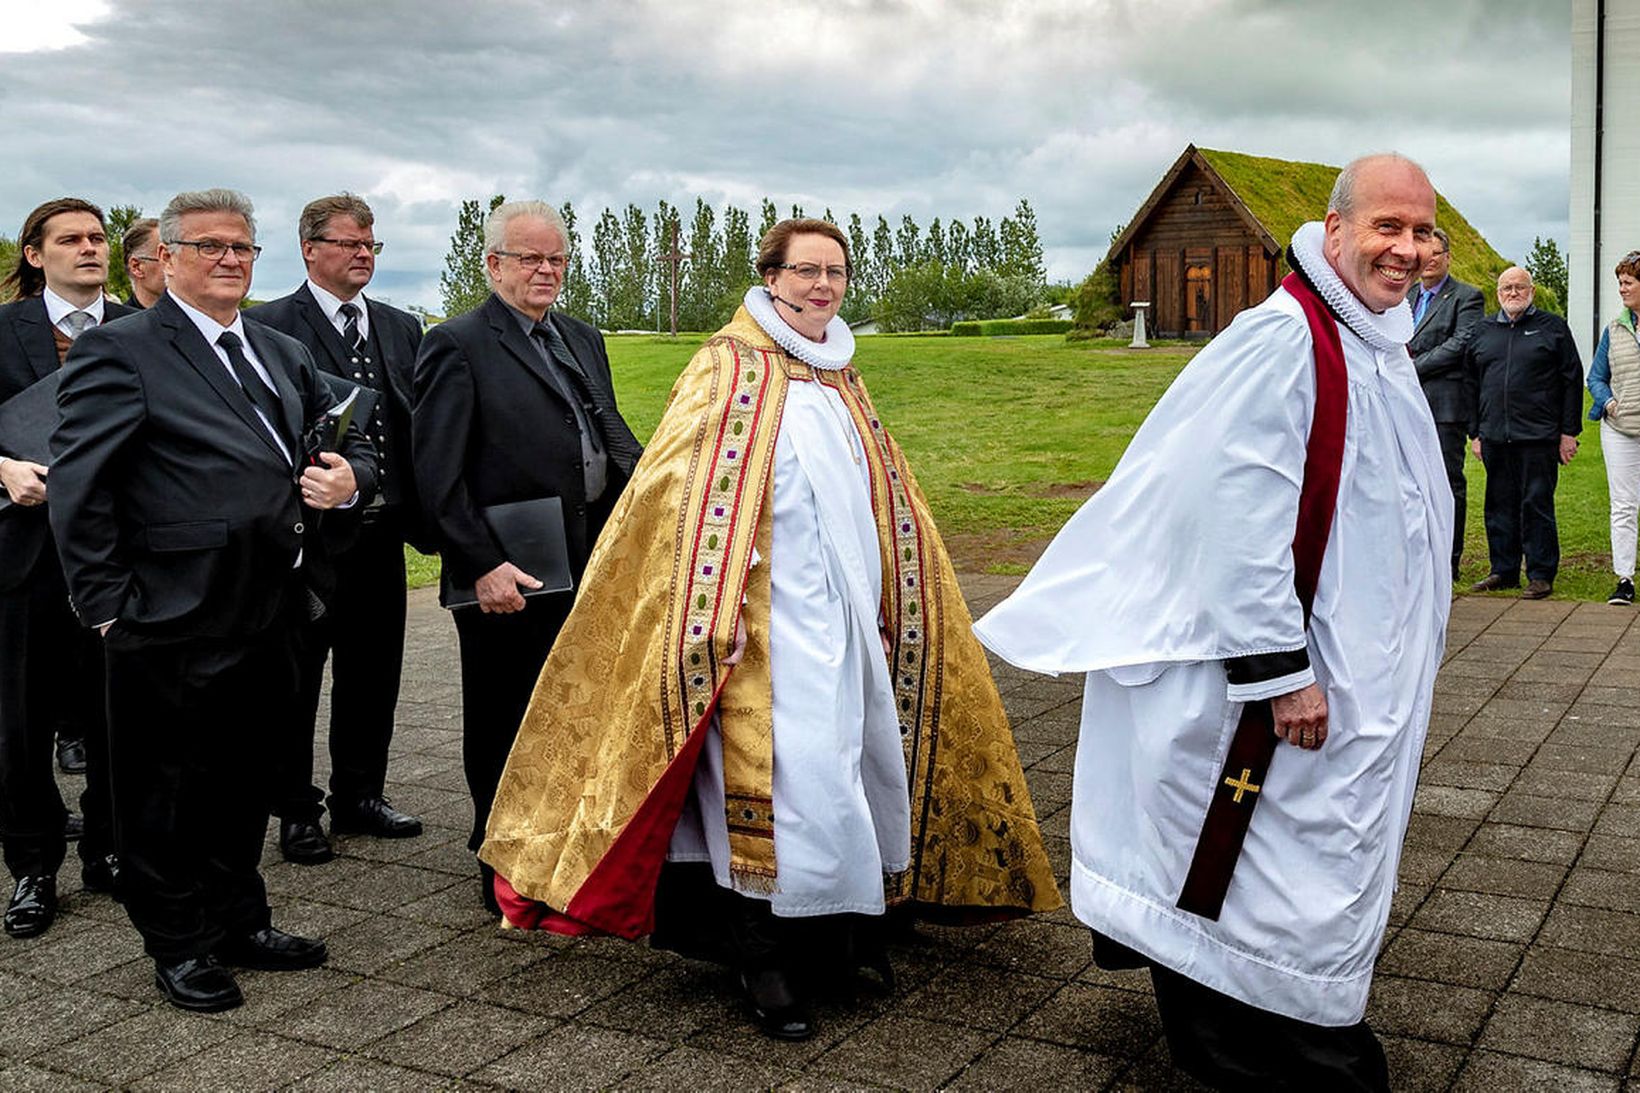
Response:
[1,582,1637,1090]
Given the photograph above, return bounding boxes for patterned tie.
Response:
[217,331,291,454]
[64,311,93,338]
[338,302,365,354]
[1414,289,1433,326]
[533,319,643,472]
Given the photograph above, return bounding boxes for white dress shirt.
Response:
[305,279,369,342]
[42,286,105,337]
[169,291,292,463]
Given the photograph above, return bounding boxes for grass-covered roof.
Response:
[1196,147,1517,308]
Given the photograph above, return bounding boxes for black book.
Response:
[0,372,62,514]
[443,497,574,610]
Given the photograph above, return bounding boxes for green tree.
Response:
[589,208,623,330]
[720,204,756,310]
[841,213,872,323]
[613,203,651,329]
[999,198,1046,289]
[924,217,946,266]
[439,194,505,318]
[680,199,722,331]
[1524,236,1569,316]
[0,235,15,303]
[103,204,143,302]
[946,219,971,275]
[970,216,1000,271]
[651,200,681,332]
[556,201,592,322]
[758,199,779,240]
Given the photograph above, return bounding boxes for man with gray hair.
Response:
[976,154,1451,1089]
[50,188,377,1012]
[412,199,640,912]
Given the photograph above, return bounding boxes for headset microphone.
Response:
[766,289,805,313]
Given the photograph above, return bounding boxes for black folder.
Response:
[443,497,574,610]
[0,372,62,514]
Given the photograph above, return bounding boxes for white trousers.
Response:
[1603,418,1640,579]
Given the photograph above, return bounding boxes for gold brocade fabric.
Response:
[480,308,1061,932]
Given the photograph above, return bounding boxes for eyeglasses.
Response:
[171,239,262,262]
[129,254,159,265]
[313,237,384,255]
[1498,283,1533,294]
[493,250,568,272]
[778,262,849,284]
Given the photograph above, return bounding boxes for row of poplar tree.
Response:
[439,197,1049,333]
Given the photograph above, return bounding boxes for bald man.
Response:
[1466,266,1583,598]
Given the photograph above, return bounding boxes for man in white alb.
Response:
[975,155,1452,1091]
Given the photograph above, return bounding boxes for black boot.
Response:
[728,892,813,1041]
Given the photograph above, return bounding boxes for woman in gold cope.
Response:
[480,219,1059,1040]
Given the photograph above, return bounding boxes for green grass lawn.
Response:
[406,332,1622,602]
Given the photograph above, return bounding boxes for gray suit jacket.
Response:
[1406,277,1485,423]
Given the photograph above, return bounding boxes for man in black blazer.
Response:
[412,200,640,912]
[1406,227,1485,579]
[0,197,133,939]
[248,194,425,865]
[50,189,376,1013]
[120,217,164,309]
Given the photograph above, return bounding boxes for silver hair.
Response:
[483,200,566,256]
[158,188,257,244]
[1327,153,1426,217]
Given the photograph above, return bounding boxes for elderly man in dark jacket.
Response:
[1466,266,1583,598]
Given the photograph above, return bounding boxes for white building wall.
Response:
[1572,0,1640,364]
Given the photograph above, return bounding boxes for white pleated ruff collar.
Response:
[1288,221,1415,353]
[743,287,855,371]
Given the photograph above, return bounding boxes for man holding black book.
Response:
[248,194,426,865]
[412,199,640,912]
[0,197,132,939]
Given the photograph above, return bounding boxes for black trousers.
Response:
[278,517,408,822]
[1481,438,1561,583]
[1149,963,1389,1092]
[1435,421,1468,578]
[0,556,111,878]
[104,614,298,961]
[452,593,571,851]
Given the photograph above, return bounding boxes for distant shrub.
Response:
[950,318,1073,336]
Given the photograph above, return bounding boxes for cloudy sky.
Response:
[2,0,1569,312]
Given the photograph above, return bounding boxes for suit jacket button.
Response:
[575,504,586,517]
[353,372,363,379]
[294,521,305,534]
[563,415,574,427]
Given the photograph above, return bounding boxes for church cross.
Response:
[1223,768,1262,804]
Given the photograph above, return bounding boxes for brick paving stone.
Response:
[1410,889,1550,942]
[970,919,1092,980]
[622,1044,801,1091]
[0,988,144,1057]
[286,1057,460,1091]
[812,1013,996,1090]
[1365,975,1495,1045]
[1380,1034,1468,1092]
[946,1035,1122,1090]
[475,1022,671,1088]
[1477,993,1640,1071]
[1466,822,1586,864]
[375,929,556,997]
[475,949,650,1019]
[1456,716,1555,743]
[578,962,741,1040]
[321,912,462,976]
[1539,904,1640,957]
[1398,846,1458,886]
[1441,736,1540,765]
[1582,834,1640,874]
[1414,784,1501,819]
[129,1030,337,1091]
[0,1063,107,1091]
[1013,982,1161,1056]
[1440,852,1568,900]
[276,978,451,1050]
[900,963,1060,1032]
[1598,803,1640,837]
[45,1007,235,1086]
[360,998,556,1077]
[1513,766,1623,800]
[1104,1040,1211,1091]
[1533,744,1637,774]
[1421,759,1520,792]
[1378,928,1524,991]
[1560,867,1640,913]
[1489,792,1603,831]
[1511,946,1640,1012]
[1403,812,1482,854]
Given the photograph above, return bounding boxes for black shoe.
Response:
[3,875,56,939]
[1610,578,1635,606]
[63,813,83,841]
[154,956,243,1012]
[80,854,121,898]
[279,820,334,865]
[1522,579,1553,600]
[739,966,814,1041]
[216,926,327,971]
[55,738,87,775]
[1470,573,1519,592]
[329,795,423,839]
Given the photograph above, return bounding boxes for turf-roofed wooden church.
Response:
[1107,145,1509,338]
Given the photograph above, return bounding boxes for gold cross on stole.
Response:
[1223,768,1261,804]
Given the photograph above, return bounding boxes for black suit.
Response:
[412,292,639,851]
[1407,277,1484,576]
[49,293,377,961]
[247,285,424,821]
[0,295,133,881]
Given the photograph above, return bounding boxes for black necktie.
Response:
[533,319,643,472]
[338,302,365,354]
[217,330,290,452]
